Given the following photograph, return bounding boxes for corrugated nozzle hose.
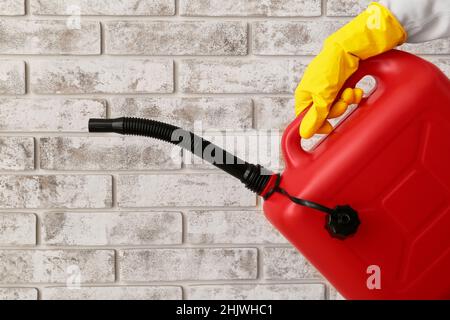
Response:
[89,117,361,238]
[89,117,273,195]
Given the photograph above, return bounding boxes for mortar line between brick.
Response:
[325,283,331,300]
[175,0,180,17]
[16,16,334,21]
[25,0,30,16]
[173,59,179,94]
[7,126,278,140]
[0,54,314,59]
[0,53,447,59]
[0,243,292,250]
[0,208,265,214]
[105,98,111,119]
[5,210,281,249]
[0,92,301,98]
[114,249,120,283]
[34,134,41,170]
[322,0,328,17]
[256,247,263,282]
[104,278,327,286]
[0,279,323,287]
[181,211,187,244]
[32,137,39,170]
[35,212,41,246]
[0,168,274,175]
[100,22,105,55]
[111,175,118,208]
[248,22,253,56]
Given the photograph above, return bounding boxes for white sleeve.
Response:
[379,0,450,43]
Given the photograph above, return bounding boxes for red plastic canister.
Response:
[262,50,450,299]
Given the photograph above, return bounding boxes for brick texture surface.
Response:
[0,288,38,300]
[0,98,106,132]
[31,0,175,16]
[0,213,36,246]
[180,0,321,17]
[40,137,182,170]
[41,286,182,300]
[0,137,35,170]
[0,250,114,284]
[327,0,372,16]
[105,21,248,56]
[253,21,345,55]
[0,175,112,209]
[0,61,25,94]
[187,284,326,300]
[263,247,322,280]
[109,97,253,130]
[0,0,448,300]
[0,20,100,55]
[0,0,25,15]
[119,248,257,281]
[31,59,173,94]
[186,211,286,244]
[41,211,182,246]
[117,174,255,207]
[180,59,305,93]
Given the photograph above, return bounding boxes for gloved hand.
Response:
[295,2,407,139]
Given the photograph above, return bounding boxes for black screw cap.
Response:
[326,205,360,240]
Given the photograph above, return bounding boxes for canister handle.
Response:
[282,49,413,169]
[282,112,310,168]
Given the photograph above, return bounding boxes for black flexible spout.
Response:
[89,117,272,195]
[89,117,361,238]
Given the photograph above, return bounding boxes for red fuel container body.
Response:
[263,50,450,299]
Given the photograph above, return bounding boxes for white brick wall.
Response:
[0,0,448,300]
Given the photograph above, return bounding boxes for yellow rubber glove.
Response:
[295,2,407,139]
